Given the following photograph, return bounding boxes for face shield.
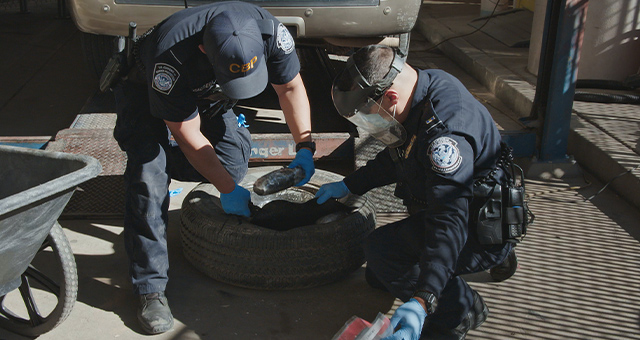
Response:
[332,50,407,148]
[341,96,407,148]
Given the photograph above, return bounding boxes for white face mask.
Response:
[346,97,406,147]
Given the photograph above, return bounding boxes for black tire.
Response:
[80,32,117,77]
[180,167,377,290]
[0,223,78,337]
[574,91,640,104]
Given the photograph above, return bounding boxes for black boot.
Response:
[420,290,488,340]
[489,248,518,282]
[137,292,174,334]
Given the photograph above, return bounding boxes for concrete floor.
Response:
[2,0,640,339]
[3,176,640,340]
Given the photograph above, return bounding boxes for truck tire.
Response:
[80,33,116,77]
[180,167,377,290]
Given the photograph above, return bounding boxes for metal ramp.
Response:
[46,114,126,218]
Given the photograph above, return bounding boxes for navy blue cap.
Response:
[203,11,268,100]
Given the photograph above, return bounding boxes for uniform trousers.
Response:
[364,209,512,330]
[114,80,251,295]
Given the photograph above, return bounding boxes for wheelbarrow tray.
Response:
[0,145,101,296]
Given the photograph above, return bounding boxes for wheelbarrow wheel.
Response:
[0,222,78,337]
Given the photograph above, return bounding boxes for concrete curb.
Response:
[569,116,640,210]
[414,13,640,211]
[414,15,535,119]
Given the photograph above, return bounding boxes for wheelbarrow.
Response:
[0,145,101,337]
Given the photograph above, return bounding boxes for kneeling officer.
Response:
[316,45,529,339]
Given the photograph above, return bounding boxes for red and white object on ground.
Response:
[332,313,393,340]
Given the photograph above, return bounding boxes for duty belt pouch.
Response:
[475,143,531,245]
[476,183,527,245]
[504,186,526,240]
[476,183,504,245]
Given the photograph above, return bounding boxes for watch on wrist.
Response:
[295,141,316,155]
[412,290,438,314]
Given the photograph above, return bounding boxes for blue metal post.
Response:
[531,0,588,162]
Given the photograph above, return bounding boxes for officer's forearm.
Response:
[344,150,397,195]
[181,143,236,194]
[273,74,312,143]
[165,117,235,194]
[416,197,469,295]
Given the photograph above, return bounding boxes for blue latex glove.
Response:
[237,113,249,128]
[383,299,428,340]
[220,184,251,217]
[288,148,315,186]
[315,181,350,204]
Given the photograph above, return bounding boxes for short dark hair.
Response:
[353,45,395,85]
[335,45,395,92]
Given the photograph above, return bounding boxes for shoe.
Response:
[420,290,488,340]
[468,290,489,330]
[489,248,518,282]
[137,292,174,334]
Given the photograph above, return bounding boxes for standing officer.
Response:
[316,45,526,339]
[112,1,315,334]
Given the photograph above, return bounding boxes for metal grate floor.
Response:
[46,122,126,218]
[379,177,640,339]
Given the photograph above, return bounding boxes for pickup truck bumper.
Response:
[68,0,421,39]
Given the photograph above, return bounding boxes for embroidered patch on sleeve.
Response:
[152,63,180,95]
[428,136,462,174]
[276,23,295,54]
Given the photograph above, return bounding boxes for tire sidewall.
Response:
[180,166,377,290]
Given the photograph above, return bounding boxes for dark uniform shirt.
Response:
[344,69,503,296]
[139,1,300,122]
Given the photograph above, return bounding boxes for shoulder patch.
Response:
[152,63,180,95]
[428,136,462,174]
[276,23,295,54]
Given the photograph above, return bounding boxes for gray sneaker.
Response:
[137,292,174,334]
